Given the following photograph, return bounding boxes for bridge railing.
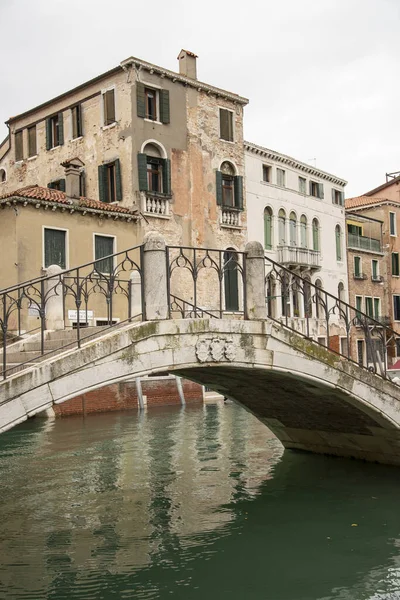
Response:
[0,244,143,379]
[265,255,400,379]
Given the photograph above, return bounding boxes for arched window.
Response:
[300,215,307,248]
[303,276,312,318]
[335,225,342,261]
[312,218,320,251]
[224,248,239,311]
[138,141,171,196]
[0,169,5,183]
[315,279,323,319]
[216,161,243,210]
[278,209,286,245]
[264,207,273,250]
[289,212,297,247]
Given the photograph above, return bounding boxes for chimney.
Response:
[177,49,198,80]
[61,158,84,200]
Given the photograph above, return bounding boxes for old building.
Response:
[245,141,348,347]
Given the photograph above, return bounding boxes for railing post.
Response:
[129,271,142,320]
[244,241,267,320]
[44,265,64,331]
[143,232,168,320]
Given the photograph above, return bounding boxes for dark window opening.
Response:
[145,88,157,120]
[103,89,116,126]
[44,228,66,269]
[72,105,83,138]
[262,165,271,182]
[224,249,239,311]
[46,113,64,149]
[222,175,234,206]
[147,157,163,192]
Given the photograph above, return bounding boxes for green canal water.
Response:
[1,401,400,600]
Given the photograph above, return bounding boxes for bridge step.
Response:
[45,326,109,341]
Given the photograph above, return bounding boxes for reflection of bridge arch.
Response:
[3,318,400,466]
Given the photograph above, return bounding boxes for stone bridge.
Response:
[2,232,400,466]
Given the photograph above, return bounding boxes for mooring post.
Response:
[244,241,267,320]
[143,232,168,320]
[45,264,64,330]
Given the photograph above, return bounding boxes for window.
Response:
[394,295,400,321]
[94,235,115,274]
[71,105,82,138]
[300,215,307,248]
[277,168,285,187]
[315,279,323,319]
[15,130,23,161]
[365,297,373,317]
[216,162,243,210]
[219,108,233,141]
[103,89,116,126]
[289,212,297,246]
[299,177,306,194]
[137,144,171,196]
[98,159,122,203]
[136,83,170,124]
[264,207,273,250]
[224,249,239,311]
[374,297,380,319]
[44,228,66,269]
[278,209,286,245]
[317,337,326,347]
[390,212,396,236]
[372,259,379,280]
[48,179,66,191]
[347,223,362,236]
[392,253,400,276]
[46,113,64,149]
[28,125,37,157]
[335,225,342,261]
[332,189,344,206]
[0,169,5,183]
[309,181,324,199]
[354,256,361,277]
[263,165,271,183]
[312,218,320,251]
[357,340,364,366]
[355,296,363,321]
[340,337,349,356]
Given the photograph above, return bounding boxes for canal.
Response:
[1,401,400,599]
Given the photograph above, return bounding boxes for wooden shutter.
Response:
[234,175,244,210]
[115,159,122,201]
[28,126,37,157]
[136,83,146,118]
[159,89,170,124]
[318,183,324,199]
[46,119,52,150]
[95,235,114,274]
[104,90,115,125]
[216,171,223,205]
[162,158,171,195]
[220,109,229,140]
[98,164,108,203]
[44,229,66,269]
[137,153,148,191]
[58,113,64,145]
[15,131,23,161]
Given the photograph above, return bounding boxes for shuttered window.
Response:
[103,89,116,126]
[95,235,114,274]
[44,228,66,269]
[72,105,82,138]
[264,207,273,249]
[219,108,233,141]
[215,171,243,210]
[312,219,320,251]
[365,297,373,317]
[335,225,342,261]
[354,256,361,277]
[332,188,344,205]
[277,169,285,187]
[15,130,23,161]
[138,154,171,195]
[98,160,122,202]
[28,125,37,157]
[46,113,64,149]
[392,252,399,276]
[136,84,170,124]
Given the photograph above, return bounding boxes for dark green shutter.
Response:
[44,229,66,269]
[234,175,244,210]
[59,178,66,192]
[48,181,54,189]
[137,153,148,191]
[98,164,108,203]
[264,211,272,249]
[162,158,171,195]
[58,113,64,146]
[46,119,52,150]
[136,82,146,118]
[95,235,114,274]
[159,89,170,124]
[318,183,324,199]
[115,159,122,201]
[216,171,223,205]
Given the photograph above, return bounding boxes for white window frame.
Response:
[141,81,162,124]
[42,226,69,270]
[276,168,286,188]
[390,211,397,236]
[373,297,380,318]
[371,258,379,279]
[364,296,373,317]
[101,85,117,129]
[93,233,116,273]
[218,106,235,143]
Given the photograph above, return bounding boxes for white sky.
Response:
[1,0,399,197]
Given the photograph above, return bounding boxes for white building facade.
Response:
[245,142,348,346]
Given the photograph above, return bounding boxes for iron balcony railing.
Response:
[348,233,382,253]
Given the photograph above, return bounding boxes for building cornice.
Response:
[346,200,400,212]
[244,141,347,186]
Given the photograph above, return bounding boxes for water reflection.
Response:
[0,402,399,599]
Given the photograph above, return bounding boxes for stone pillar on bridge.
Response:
[130,271,142,320]
[45,265,64,330]
[143,232,168,320]
[244,241,267,320]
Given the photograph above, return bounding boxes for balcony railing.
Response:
[141,191,171,217]
[220,206,241,228]
[277,245,320,269]
[348,233,381,252]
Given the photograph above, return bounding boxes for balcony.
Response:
[277,245,321,270]
[141,191,171,218]
[348,233,382,253]
[220,206,241,228]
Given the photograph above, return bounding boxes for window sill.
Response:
[71,136,84,142]
[143,212,171,220]
[27,155,38,161]
[102,122,117,131]
[219,138,235,144]
[220,223,242,230]
[48,145,61,152]
[144,118,163,125]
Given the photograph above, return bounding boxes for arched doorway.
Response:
[224,248,239,311]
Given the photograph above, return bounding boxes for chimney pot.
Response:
[61,158,84,201]
[177,49,198,80]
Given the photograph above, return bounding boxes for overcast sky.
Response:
[1,0,399,197]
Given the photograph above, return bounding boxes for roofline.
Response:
[0,195,139,221]
[6,54,248,125]
[345,210,383,224]
[244,141,347,186]
[345,198,400,211]
[364,175,400,197]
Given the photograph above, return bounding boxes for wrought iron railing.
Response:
[166,246,246,319]
[0,245,143,379]
[265,254,400,379]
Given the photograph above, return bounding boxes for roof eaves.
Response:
[364,175,400,197]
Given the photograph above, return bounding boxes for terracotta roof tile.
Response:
[345,195,400,209]
[0,185,138,217]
